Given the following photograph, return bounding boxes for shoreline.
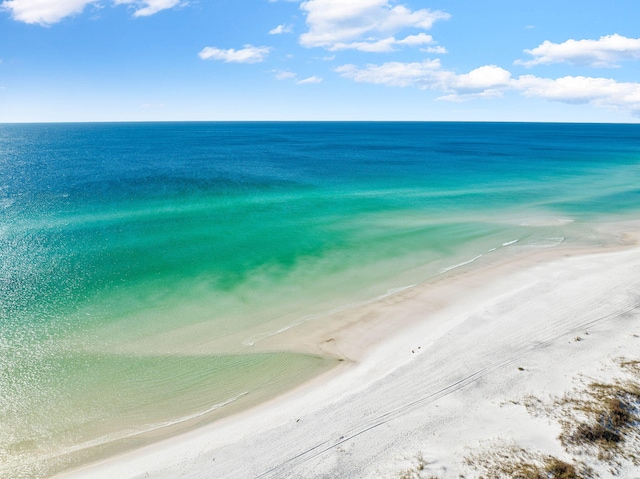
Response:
[55,220,640,478]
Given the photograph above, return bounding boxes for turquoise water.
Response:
[1,122,640,477]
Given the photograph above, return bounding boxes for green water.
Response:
[1,122,640,477]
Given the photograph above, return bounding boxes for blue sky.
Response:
[1,0,639,122]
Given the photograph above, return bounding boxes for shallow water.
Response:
[1,122,639,477]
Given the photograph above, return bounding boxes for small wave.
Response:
[439,254,483,274]
[518,217,575,227]
[502,239,519,247]
[525,236,566,248]
[6,391,249,472]
[145,391,249,431]
[488,248,497,252]
[243,284,417,346]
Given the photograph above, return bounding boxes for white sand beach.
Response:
[58,226,640,479]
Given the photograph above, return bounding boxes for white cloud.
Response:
[269,24,293,34]
[272,70,297,80]
[330,38,393,53]
[515,75,640,114]
[423,45,446,54]
[336,57,640,115]
[451,65,512,92]
[336,59,443,88]
[516,34,640,68]
[2,0,182,24]
[435,66,513,101]
[114,0,181,17]
[398,33,435,47]
[297,76,322,84]
[199,45,271,64]
[1,0,96,25]
[271,71,322,84]
[330,33,435,52]
[335,60,511,97]
[299,0,449,51]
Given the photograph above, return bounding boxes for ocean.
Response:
[1,122,639,477]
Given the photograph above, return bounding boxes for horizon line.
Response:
[2,119,639,126]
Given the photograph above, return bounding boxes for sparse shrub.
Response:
[544,457,580,479]
[465,444,587,479]
[572,422,621,446]
[560,378,640,458]
[397,454,433,479]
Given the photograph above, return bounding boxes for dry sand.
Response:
[58,228,640,478]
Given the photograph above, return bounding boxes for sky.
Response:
[1,0,640,122]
